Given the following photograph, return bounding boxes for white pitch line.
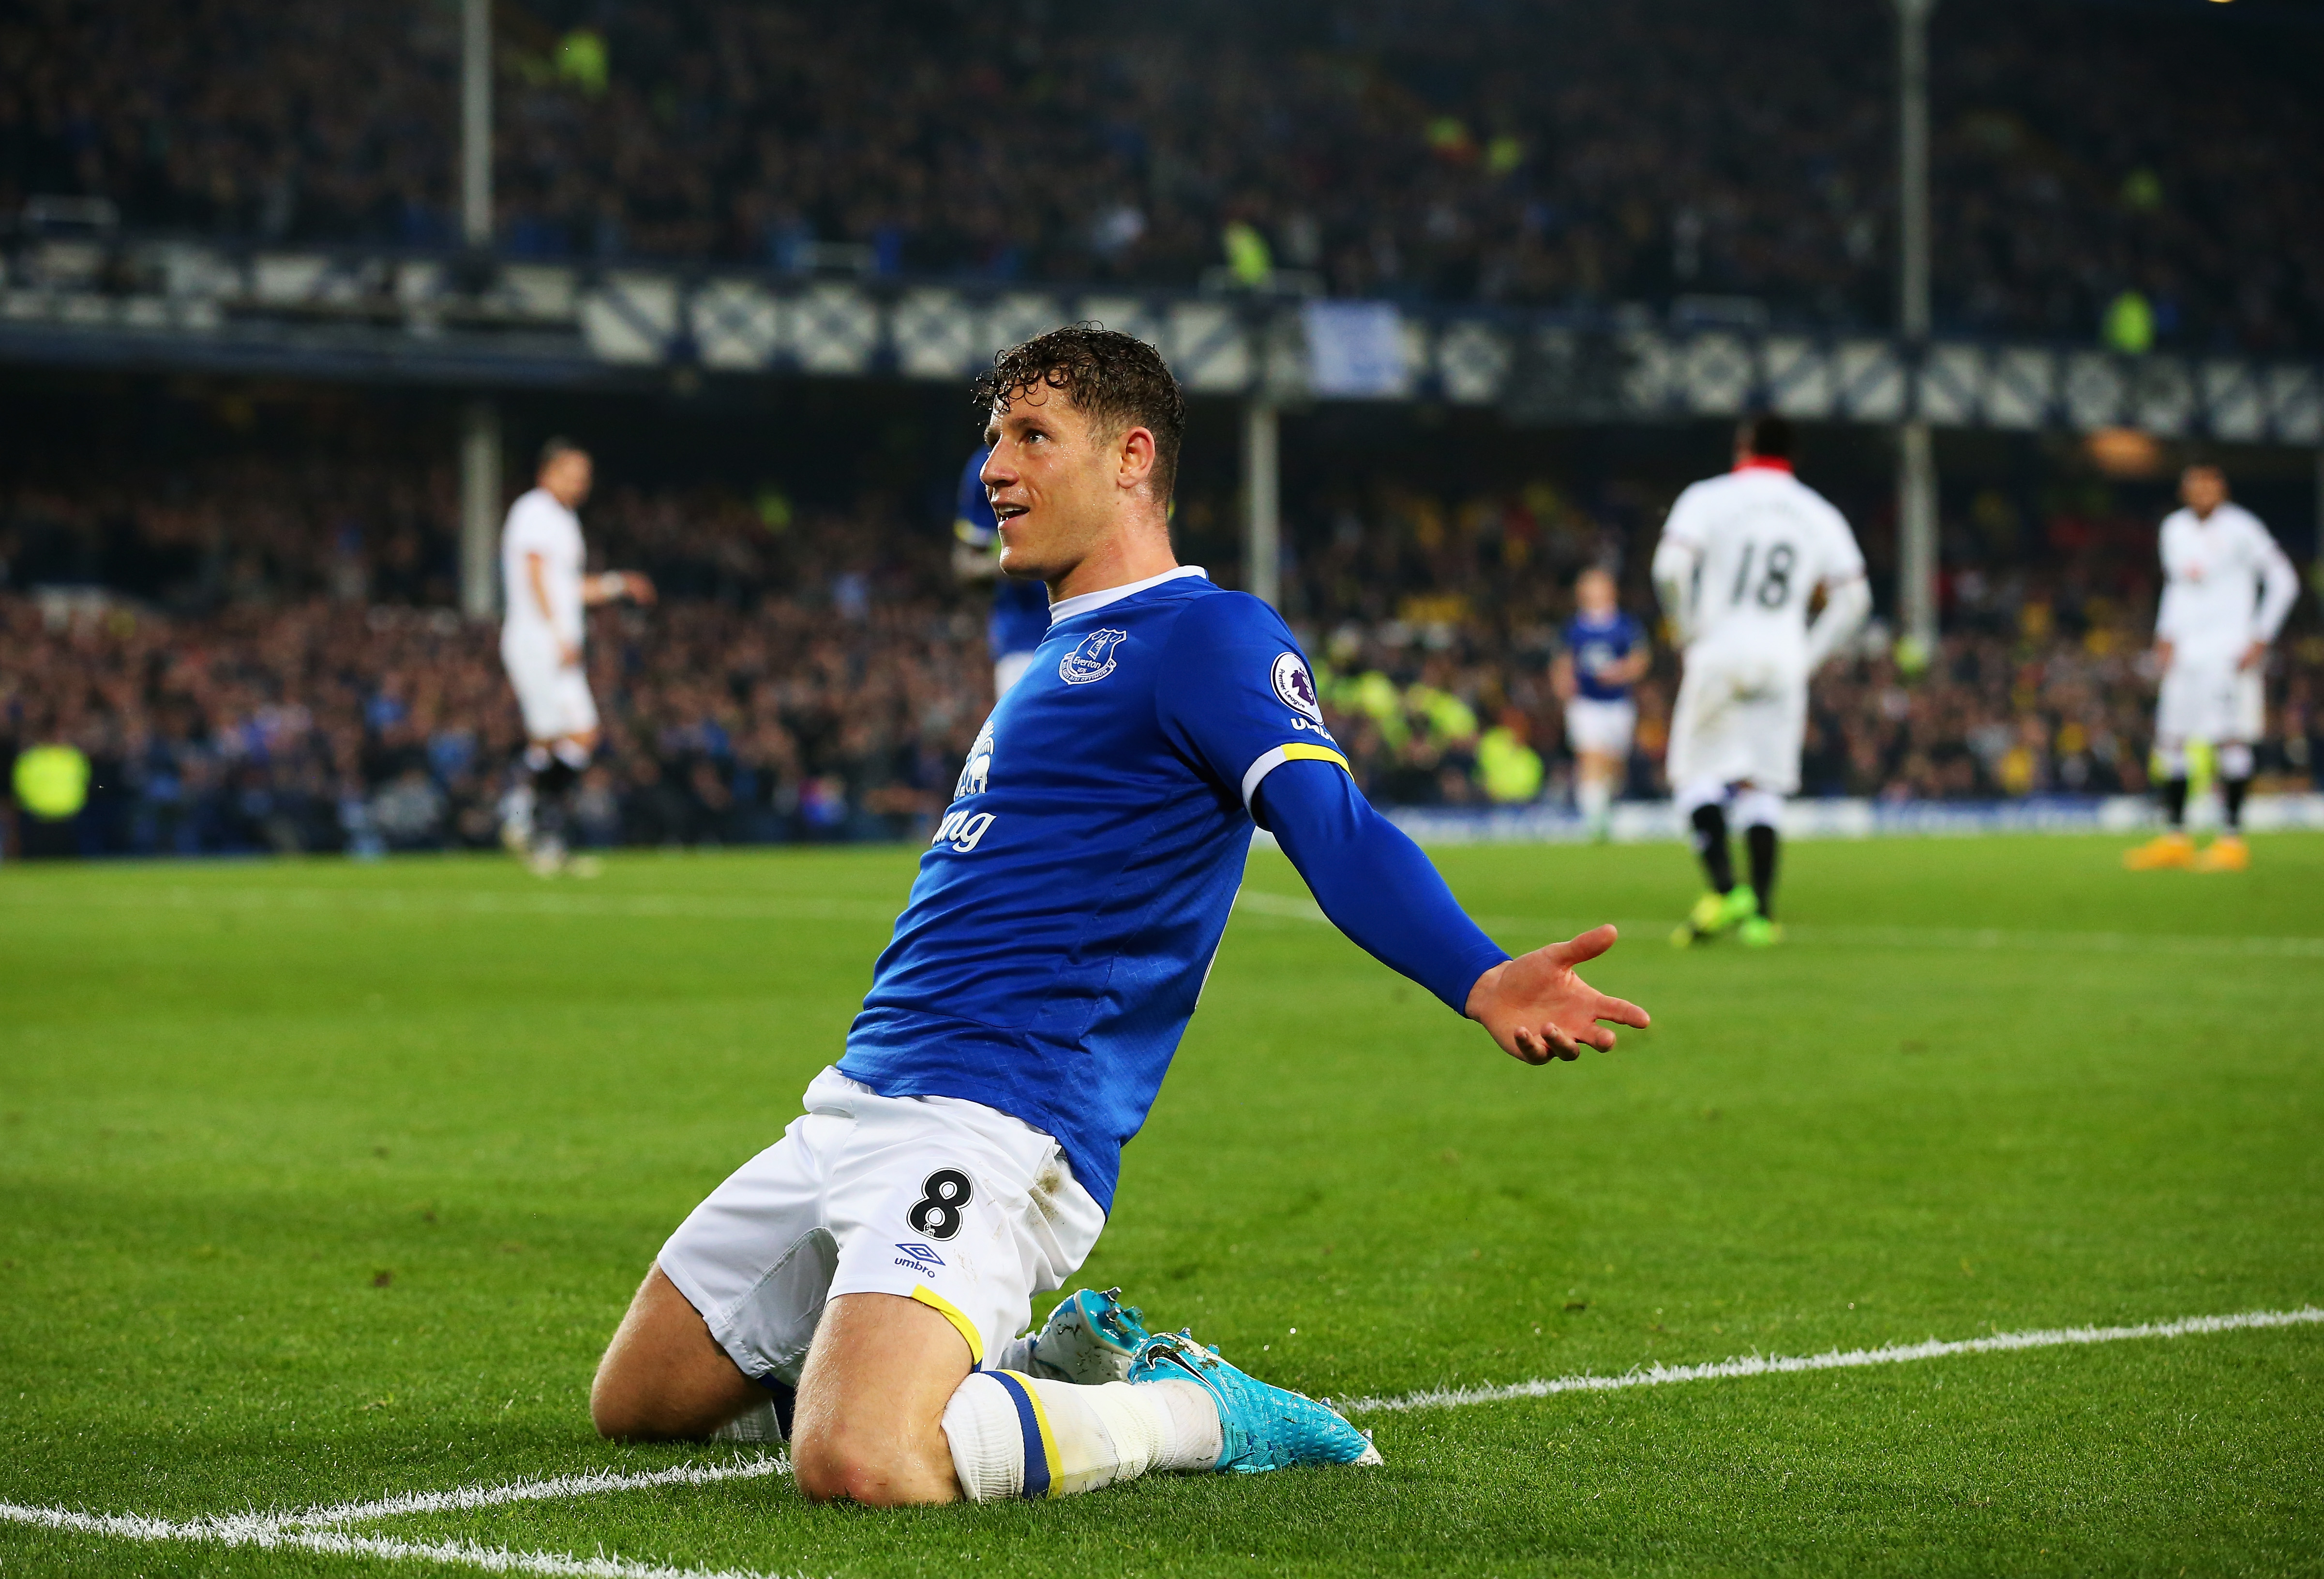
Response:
[1338,1305,2324,1415]
[279,1454,793,1529]
[0,1502,807,1579]
[4,1307,2317,1573]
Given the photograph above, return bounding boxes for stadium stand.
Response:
[4,455,2317,857]
[3,0,2321,352]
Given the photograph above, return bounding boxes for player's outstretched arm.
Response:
[584,571,656,607]
[1257,761,1647,1064]
[1464,926,1649,1064]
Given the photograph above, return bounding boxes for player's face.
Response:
[2180,467,2225,517]
[980,391,1121,584]
[541,451,594,508]
[1576,569,1615,616]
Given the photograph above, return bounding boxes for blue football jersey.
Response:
[840,568,1349,1211]
[1562,611,1644,702]
[955,448,1051,659]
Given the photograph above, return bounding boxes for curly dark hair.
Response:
[974,324,1186,505]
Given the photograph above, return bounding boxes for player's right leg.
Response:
[2125,730,2195,870]
[1671,779,1753,945]
[591,1265,771,1439]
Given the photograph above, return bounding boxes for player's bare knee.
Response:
[790,1424,936,1505]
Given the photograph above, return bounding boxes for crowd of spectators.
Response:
[0,592,993,859]
[4,456,2317,859]
[1282,473,2321,809]
[4,0,2322,353]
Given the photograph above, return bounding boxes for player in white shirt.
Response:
[499,438,654,875]
[1651,416,1870,946]
[2123,463,2299,873]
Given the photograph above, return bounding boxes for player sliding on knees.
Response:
[1653,415,1869,948]
[587,327,1649,1506]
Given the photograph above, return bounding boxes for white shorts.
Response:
[1667,653,1807,796]
[2156,657,2263,745]
[501,627,599,741]
[993,649,1037,698]
[657,1067,1105,1387]
[1563,697,1637,758]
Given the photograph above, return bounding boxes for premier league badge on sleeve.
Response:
[1060,627,1129,685]
[1271,651,1324,722]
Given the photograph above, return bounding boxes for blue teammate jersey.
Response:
[840,567,1351,1211]
[956,449,1052,659]
[1562,611,1644,702]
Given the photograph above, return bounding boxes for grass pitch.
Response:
[1,833,2320,1577]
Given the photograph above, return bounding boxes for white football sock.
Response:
[985,1332,1037,1376]
[1732,787,1784,832]
[709,1396,783,1444]
[1577,778,1611,824]
[939,1371,1220,1500]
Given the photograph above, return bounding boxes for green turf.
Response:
[1,834,2319,1577]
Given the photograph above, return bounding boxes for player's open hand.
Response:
[1464,925,1649,1065]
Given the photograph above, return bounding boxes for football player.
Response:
[588,328,1650,1505]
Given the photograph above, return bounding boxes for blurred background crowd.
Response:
[4,0,2322,354]
[4,0,2322,857]
[5,436,2318,859]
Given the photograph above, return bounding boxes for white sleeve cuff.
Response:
[1240,743,1353,811]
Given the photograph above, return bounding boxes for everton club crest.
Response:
[1059,627,1129,685]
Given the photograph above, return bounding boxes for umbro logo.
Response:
[895,1242,945,1266]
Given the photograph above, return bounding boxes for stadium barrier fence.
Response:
[1361,792,2324,847]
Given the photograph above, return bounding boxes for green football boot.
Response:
[1738,913,1783,948]
[1671,884,1758,947]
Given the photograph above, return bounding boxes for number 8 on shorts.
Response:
[908,1169,975,1240]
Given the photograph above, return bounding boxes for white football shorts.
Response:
[656,1067,1105,1388]
[500,627,599,741]
[993,649,1037,699]
[1563,697,1637,758]
[1667,652,1807,796]
[2156,655,2263,745]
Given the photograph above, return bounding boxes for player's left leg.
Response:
[526,731,596,874]
[2193,738,2254,871]
[1671,779,1752,946]
[1569,698,1635,842]
[798,1295,1253,1504]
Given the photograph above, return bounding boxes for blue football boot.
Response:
[1127,1329,1382,1473]
[1029,1287,1152,1384]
